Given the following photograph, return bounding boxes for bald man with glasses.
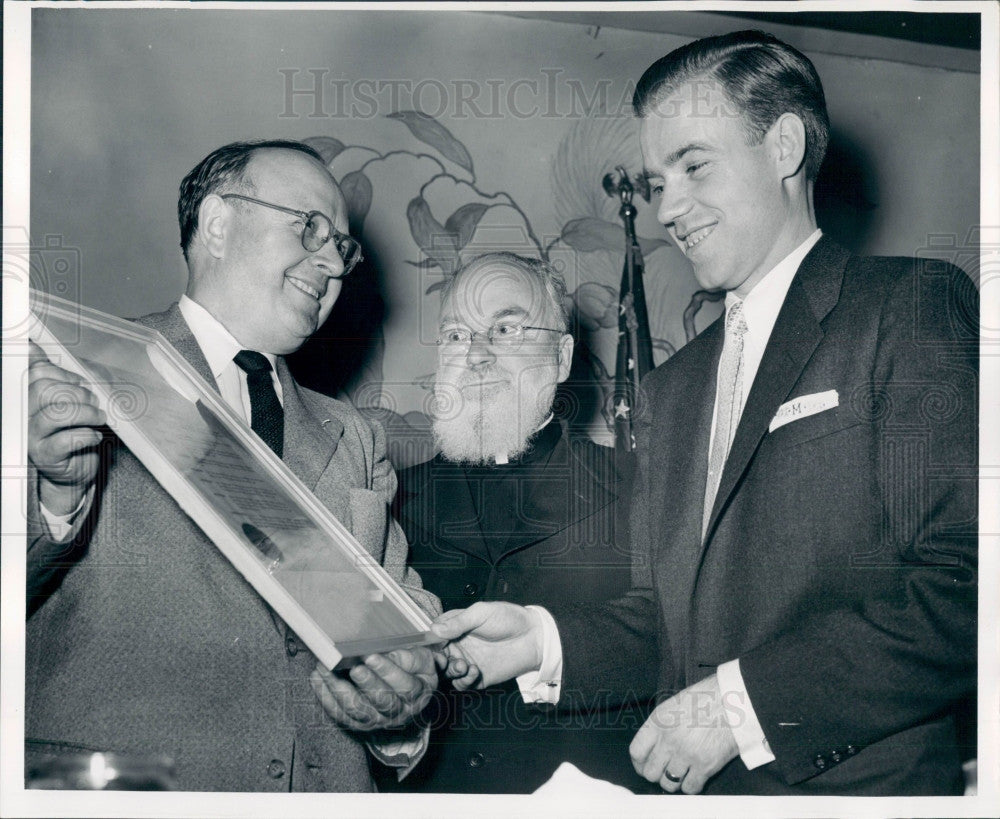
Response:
[25,139,440,792]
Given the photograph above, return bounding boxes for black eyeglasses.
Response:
[220,193,363,276]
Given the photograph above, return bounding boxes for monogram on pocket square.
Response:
[769,389,839,433]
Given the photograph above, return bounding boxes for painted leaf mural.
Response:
[406,196,459,272]
[304,136,347,165]
[387,111,475,176]
[561,217,623,253]
[574,282,619,330]
[340,170,373,235]
[562,217,670,258]
[444,202,490,249]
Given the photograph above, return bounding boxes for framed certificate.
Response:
[29,290,434,669]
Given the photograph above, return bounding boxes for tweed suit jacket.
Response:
[25,303,439,792]
[387,423,659,793]
[552,237,978,795]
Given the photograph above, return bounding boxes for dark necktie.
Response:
[233,350,284,458]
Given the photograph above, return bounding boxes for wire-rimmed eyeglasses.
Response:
[436,321,564,352]
[221,193,363,277]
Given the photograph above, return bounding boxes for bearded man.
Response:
[385,252,655,793]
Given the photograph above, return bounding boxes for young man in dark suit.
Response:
[26,140,440,791]
[434,31,978,796]
[389,252,655,793]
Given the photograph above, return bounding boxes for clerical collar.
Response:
[472,415,562,470]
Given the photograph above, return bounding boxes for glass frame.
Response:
[220,193,363,275]
[28,289,433,669]
[436,322,564,352]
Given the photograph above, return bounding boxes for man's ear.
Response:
[770,112,808,180]
[196,194,229,259]
[556,333,574,383]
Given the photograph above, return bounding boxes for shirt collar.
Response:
[725,229,823,339]
[478,413,559,468]
[178,295,278,379]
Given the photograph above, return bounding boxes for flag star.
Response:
[614,399,630,419]
[628,357,635,371]
[619,302,627,315]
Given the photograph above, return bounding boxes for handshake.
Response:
[314,600,739,795]
[432,601,546,690]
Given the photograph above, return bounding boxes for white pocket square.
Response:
[769,389,839,433]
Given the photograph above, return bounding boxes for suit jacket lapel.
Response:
[137,303,216,389]
[704,237,848,541]
[494,431,607,561]
[412,458,491,562]
[653,321,721,648]
[276,358,341,493]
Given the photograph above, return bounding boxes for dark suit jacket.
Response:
[553,238,978,795]
[25,303,438,792]
[388,423,658,793]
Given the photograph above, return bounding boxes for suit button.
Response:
[463,583,478,597]
[267,759,285,779]
[813,755,827,770]
[499,579,509,594]
[846,745,858,756]
[468,752,485,768]
[285,636,298,656]
[831,751,842,764]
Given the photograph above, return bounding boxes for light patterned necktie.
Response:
[702,301,748,539]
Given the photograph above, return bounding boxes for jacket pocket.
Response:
[765,402,863,450]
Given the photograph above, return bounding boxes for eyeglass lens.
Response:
[302,213,332,252]
[440,325,528,348]
[303,213,362,272]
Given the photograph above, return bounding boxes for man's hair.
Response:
[442,252,570,333]
[177,139,324,262]
[633,30,830,181]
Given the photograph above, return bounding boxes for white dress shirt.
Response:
[177,294,283,420]
[523,230,824,773]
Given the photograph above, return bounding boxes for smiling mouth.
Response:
[678,224,717,251]
[287,276,323,300]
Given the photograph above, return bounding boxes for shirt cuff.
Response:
[38,486,94,543]
[366,724,429,780]
[717,658,775,770]
[516,605,562,705]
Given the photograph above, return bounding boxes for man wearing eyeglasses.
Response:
[382,253,654,793]
[25,140,440,792]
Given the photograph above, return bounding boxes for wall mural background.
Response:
[26,8,981,468]
[292,110,713,465]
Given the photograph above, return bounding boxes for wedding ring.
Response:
[663,770,683,783]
